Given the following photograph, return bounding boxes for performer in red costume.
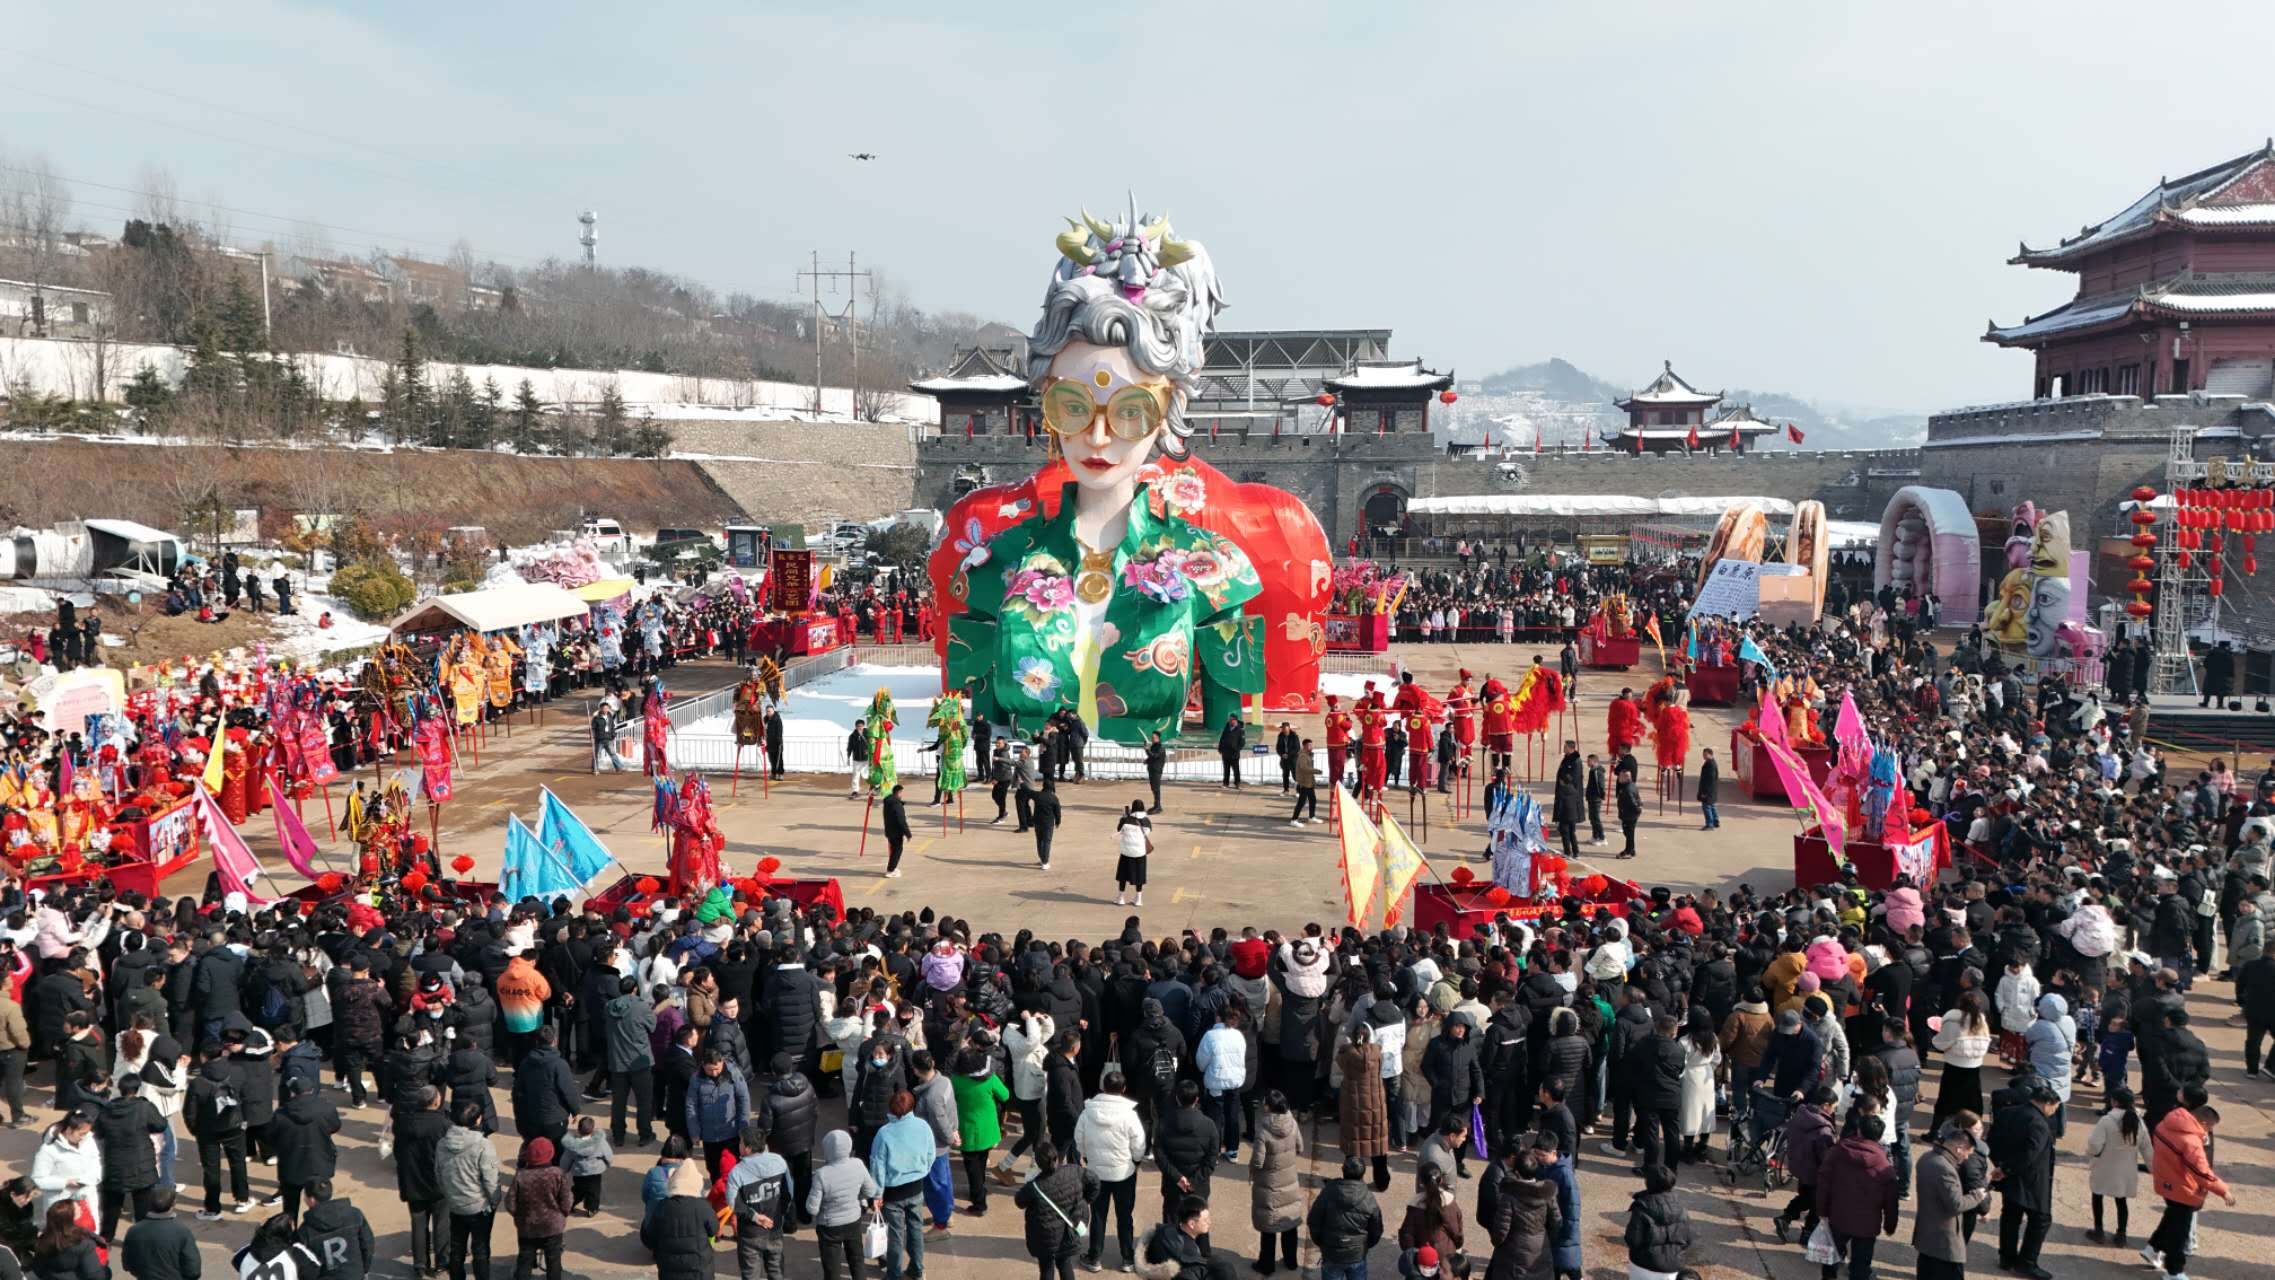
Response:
[1355,683,1389,800]
[1322,694,1352,792]
[1481,676,1515,774]
[1606,686,1645,759]
[1446,668,1478,755]
[1404,709,1434,792]
[1643,676,1692,771]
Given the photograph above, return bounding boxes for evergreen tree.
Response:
[376,368,405,444]
[468,376,503,451]
[436,368,475,448]
[630,412,672,458]
[508,378,547,454]
[122,363,174,427]
[219,276,264,355]
[274,357,313,438]
[340,393,371,440]
[593,384,628,456]
[392,327,433,444]
[182,314,231,399]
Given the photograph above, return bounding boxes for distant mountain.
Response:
[1478,358,1627,406]
[1456,357,1928,451]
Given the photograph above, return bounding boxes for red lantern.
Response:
[636,876,662,896]
[359,853,379,876]
[1910,807,1932,825]
[2211,579,2226,598]
[2179,551,2193,569]
[2133,485,2157,503]
[2127,555,2155,573]
[2250,556,2261,574]
[1439,390,1458,405]
[2130,509,2158,527]
[316,872,345,893]
[2132,531,2157,548]
[1484,886,1513,906]
[757,856,782,874]
[2126,600,2155,618]
[402,869,428,893]
[451,854,475,874]
[1315,393,1333,407]
[2127,577,2155,595]
[1450,866,1475,884]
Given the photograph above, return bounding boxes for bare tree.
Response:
[136,164,181,226]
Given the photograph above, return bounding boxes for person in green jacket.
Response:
[950,1046,1012,1215]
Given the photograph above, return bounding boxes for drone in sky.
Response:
[848,152,877,161]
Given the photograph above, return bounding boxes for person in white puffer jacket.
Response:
[29,1112,99,1220]
[1277,936,1332,999]
[992,1006,1056,1182]
[1072,1074,1148,1270]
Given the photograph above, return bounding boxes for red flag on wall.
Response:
[1729,422,1742,449]
[1685,424,1699,450]
[1632,430,1642,455]
[1533,429,1541,455]
[1786,422,1805,444]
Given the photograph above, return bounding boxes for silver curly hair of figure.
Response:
[1026,198,1225,451]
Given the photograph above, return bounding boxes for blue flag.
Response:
[1737,635,1778,681]
[537,787,615,885]
[1685,621,1699,661]
[504,812,580,901]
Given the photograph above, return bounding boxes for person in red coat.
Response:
[1356,685,1389,801]
[1446,668,1477,752]
[1816,1109,1899,1280]
[1481,677,1514,775]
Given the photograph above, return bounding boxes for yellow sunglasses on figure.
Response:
[1037,374,1172,441]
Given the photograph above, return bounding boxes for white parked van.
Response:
[580,517,629,554]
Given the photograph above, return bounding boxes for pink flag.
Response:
[1756,684,1788,747]
[1762,737,1846,863]
[269,776,323,879]
[57,750,72,798]
[194,784,275,904]
[1833,691,1872,765]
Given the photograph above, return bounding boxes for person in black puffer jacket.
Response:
[758,1054,819,1215]
[92,1076,168,1236]
[758,956,824,1071]
[269,1075,342,1222]
[1537,1009,1589,1118]
[392,1087,453,1278]
[1622,1166,1693,1275]
[1305,1157,1384,1271]
[1014,1141,1099,1273]
[641,1159,718,1279]
[453,973,498,1061]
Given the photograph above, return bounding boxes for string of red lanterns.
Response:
[2127,485,2159,617]
[2169,482,2275,600]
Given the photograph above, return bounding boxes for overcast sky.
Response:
[9,2,2272,412]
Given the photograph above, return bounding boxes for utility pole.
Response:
[795,250,873,420]
[257,251,273,341]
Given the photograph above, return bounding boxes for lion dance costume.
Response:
[1606,689,1644,759]
[1642,677,1691,771]
[926,691,969,798]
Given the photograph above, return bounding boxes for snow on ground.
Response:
[669,662,1307,782]
[268,587,392,662]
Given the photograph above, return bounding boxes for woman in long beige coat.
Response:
[1250,1090,1307,1275]
[1338,1026,1391,1190]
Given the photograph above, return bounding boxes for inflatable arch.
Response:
[1874,486,1983,625]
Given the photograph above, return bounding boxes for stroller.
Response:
[1723,1084,1793,1189]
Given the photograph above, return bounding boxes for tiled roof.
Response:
[1616,361,1722,408]
[2013,143,2275,266]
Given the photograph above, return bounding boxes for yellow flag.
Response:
[202,735,227,795]
[1334,785,1381,930]
[1376,812,1428,928]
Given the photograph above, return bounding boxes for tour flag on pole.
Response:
[1737,635,1779,683]
[1762,736,1846,864]
[1375,812,1428,929]
[503,812,580,901]
[537,786,615,886]
[269,776,323,879]
[202,735,226,795]
[194,783,276,904]
[1334,785,1381,930]
[1642,613,1665,667]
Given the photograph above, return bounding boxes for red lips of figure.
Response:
[1079,457,1116,472]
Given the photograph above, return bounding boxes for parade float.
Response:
[1681,616,1742,705]
[1874,485,1982,626]
[1575,593,1642,669]
[926,200,1334,733]
[1784,692,1952,890]
[1322,561,1402,653]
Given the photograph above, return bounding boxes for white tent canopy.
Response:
[389,583,593,635]
[1405,494,1798,518]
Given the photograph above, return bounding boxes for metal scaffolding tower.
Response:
[2152,426,2207,695]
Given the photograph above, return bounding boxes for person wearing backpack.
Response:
[186,1040,253,1220]
[1123,999,1185,1141]
[724,1123,793,1280]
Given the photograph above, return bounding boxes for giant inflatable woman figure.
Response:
[931,204,1332,742]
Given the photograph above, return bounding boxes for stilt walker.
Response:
[927,687,970,833]
[855,685,897,859]
[1323,695,1352,797]
[1355,683,1389,806]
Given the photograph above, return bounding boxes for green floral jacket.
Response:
[945,484,1265,744]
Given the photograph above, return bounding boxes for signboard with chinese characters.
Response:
[1687,559,1806,623]
[770,549,813,614]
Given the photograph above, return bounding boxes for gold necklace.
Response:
[1073,533,1114,605]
